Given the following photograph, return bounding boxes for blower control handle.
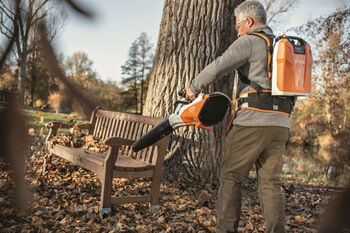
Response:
[175,90,192,111]
[178,90,186,98]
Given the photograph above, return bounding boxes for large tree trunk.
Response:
[143,0,243,182]
[17,53,27,105]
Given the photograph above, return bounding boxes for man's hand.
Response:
[185,88,196,101]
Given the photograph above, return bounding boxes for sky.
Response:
[55,0,345,84]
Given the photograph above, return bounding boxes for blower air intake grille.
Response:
[198,95,231,126]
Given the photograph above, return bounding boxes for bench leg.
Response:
[99,145,119,215]
[149,203,160,213]
[150,175,162,212]
[99,207,112,215]
[99,167,113,214]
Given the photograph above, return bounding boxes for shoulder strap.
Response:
[247,32,274,79]
[237,69,264,93]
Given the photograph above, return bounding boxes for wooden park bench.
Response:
[45,107,169,214]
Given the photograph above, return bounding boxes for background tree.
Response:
[66,51,96,82]
[143,0,243,182]
[259,0,298,26]
[121,32,153,114]
[137,32,153,114]
[286,7,350,181]
[121,41,139,113]
[63,51,125,113]
[0,61,17,91]
[26,50,58,107]
[0,0,65,105]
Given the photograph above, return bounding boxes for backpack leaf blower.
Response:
[131,91,232,152]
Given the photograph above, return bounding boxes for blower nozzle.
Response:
[131,118,174,152]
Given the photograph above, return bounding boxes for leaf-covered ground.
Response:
[0,135,344,233]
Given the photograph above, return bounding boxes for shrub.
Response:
[34,99,45,108]
[48,93,63,114]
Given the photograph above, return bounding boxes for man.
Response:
[185,1,289,233]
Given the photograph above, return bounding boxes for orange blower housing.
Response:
[179,92,232,130]
[132,92,232,152]
[179,94,212,130]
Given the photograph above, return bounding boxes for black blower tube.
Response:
[132,118,174,152]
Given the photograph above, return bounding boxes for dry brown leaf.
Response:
[28,128,35,136]
[67,183,76,189]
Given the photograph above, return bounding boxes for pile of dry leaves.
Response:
[0,134,343,232]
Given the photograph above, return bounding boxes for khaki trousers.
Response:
[216,125,289,233]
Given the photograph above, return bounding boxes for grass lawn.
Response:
[22,108,89,136]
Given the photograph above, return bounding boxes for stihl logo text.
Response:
[295,59,305,64]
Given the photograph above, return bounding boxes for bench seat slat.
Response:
[114,155,154,171]
[48,144,154,171]
[48,144,106,166]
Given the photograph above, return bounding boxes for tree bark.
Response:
[17,52,27,105]
[143,0,243,182]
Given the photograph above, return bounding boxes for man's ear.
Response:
[247,17,255,27]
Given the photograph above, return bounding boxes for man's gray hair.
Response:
[234,1,267,24]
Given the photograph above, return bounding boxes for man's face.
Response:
[235,16,251,37]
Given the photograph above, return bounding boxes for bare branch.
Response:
[30,11,47,27]
[266,0,295,24]
[0,38,15,69]
[0,0,19,69]
[0,29,13,39]
[260,0,298,25]
[264,0,277,15]
[27,39,40,54]
[0,1,15,19]
[31,0,48,19]
[17,5,25,40]
[0,17,15,38]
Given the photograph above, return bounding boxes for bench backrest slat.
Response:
[107,118,116,139]
[101,117,109,139]
[138,124,152,162]
[92,109,163,165]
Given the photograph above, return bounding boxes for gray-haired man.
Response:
[186,1,288,232]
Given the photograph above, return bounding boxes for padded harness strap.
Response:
[237,31,275,93]
[237,91,295,116]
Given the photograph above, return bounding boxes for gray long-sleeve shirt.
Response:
[189,25,290,128]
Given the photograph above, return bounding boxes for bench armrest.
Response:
[103,137,136,165]
[104,137,135,146]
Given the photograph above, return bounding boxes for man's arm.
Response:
[187,36,252,97]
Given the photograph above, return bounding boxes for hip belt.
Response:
[237,90,295,116]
